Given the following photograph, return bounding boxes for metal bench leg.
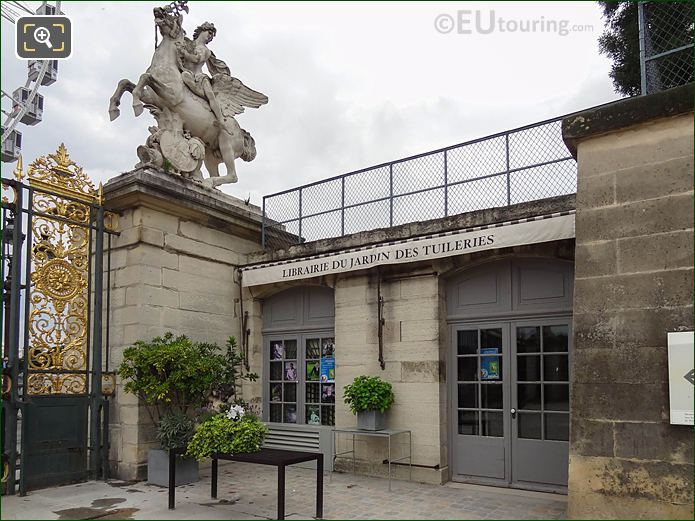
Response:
[316,454,324,519]
[211,457,218,499]
[168,450,176,510]
[277,463,285,520]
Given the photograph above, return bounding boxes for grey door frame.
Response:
[448,314,572,492]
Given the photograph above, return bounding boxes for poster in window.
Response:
[284,404,297,423]
[320,358,335,382]
[321,384,335,403]
[284,361,298,381]
[306,361,320,381]
[307,405,321,425]
[270,383,282,402]
[321,339,335,357]
[271,342,284,360]
[480,347,500,380]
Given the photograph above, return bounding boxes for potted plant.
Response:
[118,333,256,486]
[186,404,267,460]
[343,375,395,431]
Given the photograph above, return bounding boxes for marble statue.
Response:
[109,0,268,189]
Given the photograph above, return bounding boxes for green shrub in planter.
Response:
[186,409,268,460]
[157,410,195,451]
[343,375,395,414]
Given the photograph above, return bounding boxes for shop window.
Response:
[266,335,335,426]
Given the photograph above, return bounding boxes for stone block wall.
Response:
[332,268,448,484]
[563,85,694,519]
[103,169,264,479]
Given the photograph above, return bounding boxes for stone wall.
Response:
[103,169,264,479]
[563,84,694,519]
[333,267,447,484]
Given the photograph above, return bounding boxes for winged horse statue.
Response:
[108,1,268,189]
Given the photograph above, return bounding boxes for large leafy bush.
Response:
[118,332,257,449]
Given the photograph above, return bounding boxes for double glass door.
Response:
[266,332,336,426]
[451,319,570,489]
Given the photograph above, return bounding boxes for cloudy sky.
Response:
[1,1,620,205]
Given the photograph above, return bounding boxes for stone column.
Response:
[563,83,694,519]
[102,168,265,480]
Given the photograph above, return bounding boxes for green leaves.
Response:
[157,410,195,450]
[186,414,268,461]
[118,332,224,413]
[117,332,259,451]
[343,375,395,414]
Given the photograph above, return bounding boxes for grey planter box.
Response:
[147,448,199,487]
[357,410,385,431]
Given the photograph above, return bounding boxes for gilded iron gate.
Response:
[1,145,117,495]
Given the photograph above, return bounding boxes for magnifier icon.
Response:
[33,26,52,49]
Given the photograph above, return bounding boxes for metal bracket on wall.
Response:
[377,269,385,371]
[235,269,251,371]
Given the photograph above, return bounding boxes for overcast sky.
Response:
[1,1,620,205]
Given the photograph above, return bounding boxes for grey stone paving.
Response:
[1,462,567,520]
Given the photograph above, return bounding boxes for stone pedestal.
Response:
[103,168,265,480]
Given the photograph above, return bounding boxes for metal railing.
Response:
[639,1,694,95]
[261,116,577,249]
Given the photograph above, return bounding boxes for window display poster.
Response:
[271,342,284,360]
[284,361,298,381]
[306,361,320,381]
[322,339,335,357]
[321,358,335,382]
[321,384,335,403]
[307,405,321,425]
[481,347,500,380]
[270,383,282,402]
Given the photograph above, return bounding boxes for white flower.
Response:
[226,404,246,421]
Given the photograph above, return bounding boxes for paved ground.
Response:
[1,462,567,520]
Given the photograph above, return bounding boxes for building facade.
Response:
[103,84,693,518]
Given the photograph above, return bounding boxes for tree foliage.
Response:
[598,1,694,96]
[598,1,641,96]
[118,333,258,438]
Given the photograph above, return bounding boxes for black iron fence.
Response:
[639,1,694,95]
[262,116,577,249]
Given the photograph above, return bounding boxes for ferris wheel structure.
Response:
[1,1,62,163]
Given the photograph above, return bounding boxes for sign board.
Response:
[668,331,694,426]
[243,212,575,287]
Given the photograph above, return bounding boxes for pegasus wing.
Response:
[211,74,269,118]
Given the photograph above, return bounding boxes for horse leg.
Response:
[204,150,221,178]
[108,79,136,121]
[144,74,179,105]
[131,73,151,117]
[218,131,239,184]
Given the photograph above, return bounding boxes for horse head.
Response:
[153,6,184,41]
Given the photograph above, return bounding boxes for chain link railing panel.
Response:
[640,1,694,95]
[262,116,577,250]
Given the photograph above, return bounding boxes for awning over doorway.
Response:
[241,211,575,287]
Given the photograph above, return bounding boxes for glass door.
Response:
[266,332,336,426]
[451,324,510,481]
[511,320,571,488]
